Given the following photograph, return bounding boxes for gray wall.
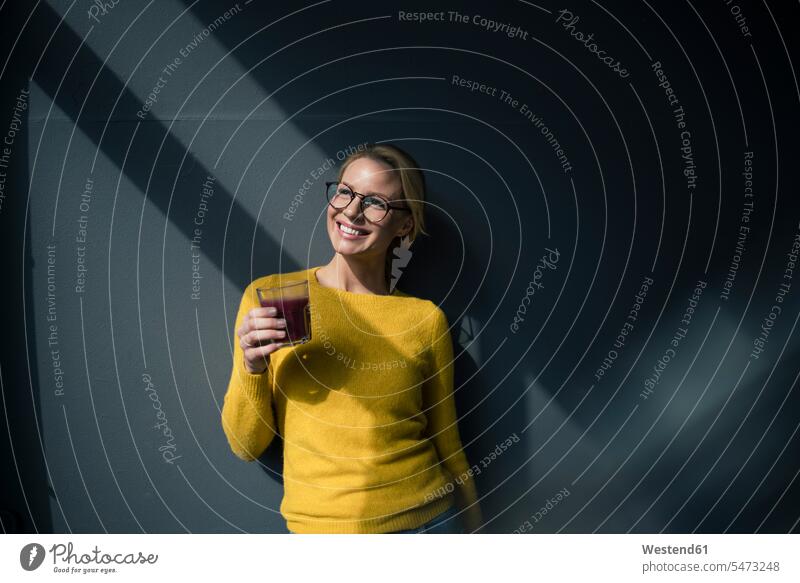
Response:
[1,0,799,534]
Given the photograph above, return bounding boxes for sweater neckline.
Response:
[308,266,403,302]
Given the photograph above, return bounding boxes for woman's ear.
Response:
[397,216,414,238]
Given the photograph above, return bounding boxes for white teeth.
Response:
[339,223,366,236]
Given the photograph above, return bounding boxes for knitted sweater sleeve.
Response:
[220,281,278,461]
[423,306,484,532]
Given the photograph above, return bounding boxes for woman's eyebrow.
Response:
[342,181,394,198]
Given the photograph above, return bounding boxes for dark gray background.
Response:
[1,0,798,533]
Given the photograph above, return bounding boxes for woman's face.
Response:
[326,157,412,261]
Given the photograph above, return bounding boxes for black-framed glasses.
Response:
[325,181,412,224]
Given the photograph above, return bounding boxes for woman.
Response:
[221,143,483,534]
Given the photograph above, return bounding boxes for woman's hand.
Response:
[237,306,287,374]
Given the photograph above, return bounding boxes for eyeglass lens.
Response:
[327,183,390,222]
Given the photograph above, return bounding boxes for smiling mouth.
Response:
[336,221,370,237]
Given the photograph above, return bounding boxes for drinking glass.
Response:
[256,280,311,346]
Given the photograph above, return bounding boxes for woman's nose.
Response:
[342,198,365,221]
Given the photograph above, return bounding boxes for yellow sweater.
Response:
[221,266,483,533]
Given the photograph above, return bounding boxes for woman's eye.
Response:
[364,197,387,209]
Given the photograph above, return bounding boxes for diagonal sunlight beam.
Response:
[34,1,301,290]
[46,0,294,173]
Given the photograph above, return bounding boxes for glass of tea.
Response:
[256,279,312,347]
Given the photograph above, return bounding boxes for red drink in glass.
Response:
[257,280,311,346]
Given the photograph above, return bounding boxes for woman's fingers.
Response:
[237,307,292,373]
[250,306,278,318]
[249,316,287,330]
[244,343,283,359]
[237,313,286,339]
[240,328,286,349]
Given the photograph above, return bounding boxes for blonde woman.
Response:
[221,143,483,533]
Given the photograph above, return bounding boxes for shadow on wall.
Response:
[170,0,800,534]
[5,0,797,534]
[1,74,54,533]
[6,0,519,532]
[1,1,300,532]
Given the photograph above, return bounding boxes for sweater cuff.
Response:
[236,363,273,402]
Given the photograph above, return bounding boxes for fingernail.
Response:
[267,307,277,315]
[277,319,286,326]
[277,330,286,336]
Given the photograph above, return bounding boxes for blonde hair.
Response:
[337,143,429,288]
[337,143,428,241]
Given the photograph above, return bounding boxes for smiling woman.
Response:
[321,144,428,293]
[220,143,483,534]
